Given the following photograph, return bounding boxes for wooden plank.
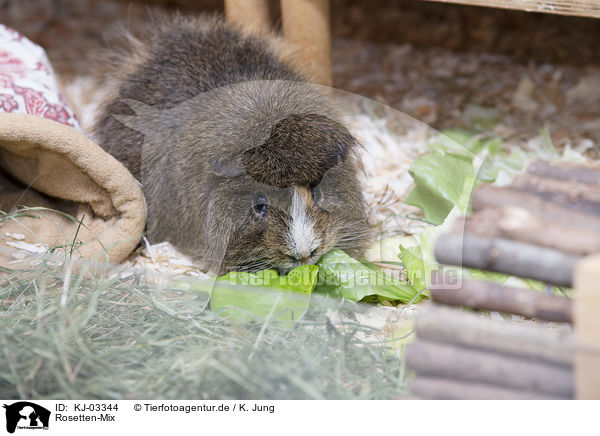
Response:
[430,273,573,323]
[526,161,600,187]
[416,304,574,365]
[407,340,574,397]
[434,232,580,286]
[421,0,600,19]
[457,208,600,256]
[411,376,567,399]
[472,185,600,233]
[512,174,600,216]
[225,0,272,33]
[281,0,333,86]
[573,254,600,399]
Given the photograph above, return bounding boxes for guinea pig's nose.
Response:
[289,248,318,265]
[288,254,309,264]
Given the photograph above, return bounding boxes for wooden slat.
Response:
[225,0,272,33]
[407,340,574,397]
[434,233,580,287]
[574,254,600,399]
[411,376,567,399]
[430,274,573,323]
[422,0,600,19]
[416,304,574,366]
[281,0,333,87]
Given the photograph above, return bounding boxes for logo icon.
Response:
[3,402,50,434]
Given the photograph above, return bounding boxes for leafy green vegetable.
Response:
[314,249,420,303]
[462,104,500,132]
[187,265,318,323]
[405,152,476,225]
[468,269,510,284]
[216,266,318,295]
[429,128,503,157]
[396,225,441,295]
[398,244,426,292]
[182,247,424,321]
[468,268,571,297]
[477,147,528,183]
[430,129,484,157]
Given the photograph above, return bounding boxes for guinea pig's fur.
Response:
[93,14,371,274]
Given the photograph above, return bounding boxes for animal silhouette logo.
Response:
[3,402,50,433]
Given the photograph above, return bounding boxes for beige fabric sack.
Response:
[0,113,146,267]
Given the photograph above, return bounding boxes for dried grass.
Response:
[0,249,412,400]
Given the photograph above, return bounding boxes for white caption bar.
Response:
[0,399,592,436]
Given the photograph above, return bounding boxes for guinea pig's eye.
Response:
[311,185,323,205]
[253,194,268,217]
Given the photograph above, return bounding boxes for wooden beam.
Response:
[434,232,580,287]
[410,376,567,400]
[574,254,600,399]
[416,304,574,366]
[472,185,600,233]
[511,174,600,216]
[457,208,600,256]
[406,340,574,397]
[421,0,600,19]
[430,273,573,323]
[281,0,333,87]
[224,0,272,33]
[526,161,600,187]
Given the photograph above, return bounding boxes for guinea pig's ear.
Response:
[209,156,245,178]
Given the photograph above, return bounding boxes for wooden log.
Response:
[526,161,600,187]
[512,174,600,216]
[434,232,580,287]
[430,272,572,323]
[281,0,333,87]
[573,254,600,399]
[225,0,272,33]
[406,340,574,397]
[457,207,600,256]
[422,0,600,19]
[410,376,567,400]
[471,184,600,233]
[415,304,574,366]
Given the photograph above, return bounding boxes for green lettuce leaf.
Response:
[405,152,476,225]
[314,249,420,303]
[398,244,426,293]
[184,265,318,323]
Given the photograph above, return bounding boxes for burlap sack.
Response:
[0,113,146,266]
[0,24,145,267]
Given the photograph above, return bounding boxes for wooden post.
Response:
[281,0,333,87]
[574,254,600,399]
[224,0,272,33]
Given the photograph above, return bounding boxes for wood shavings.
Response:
[326,305,416,348]
[512,77,538,112]
[5,240,46,253]
[122,238,210,278]
[566,72,600,105]
[4,232,25,240]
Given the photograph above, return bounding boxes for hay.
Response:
[0,249,413,400]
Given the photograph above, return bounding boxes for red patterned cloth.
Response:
[0,24,80,130]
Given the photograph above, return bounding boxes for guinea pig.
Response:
[92,15,371,274]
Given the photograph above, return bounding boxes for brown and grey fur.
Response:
[93,15,370,274]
